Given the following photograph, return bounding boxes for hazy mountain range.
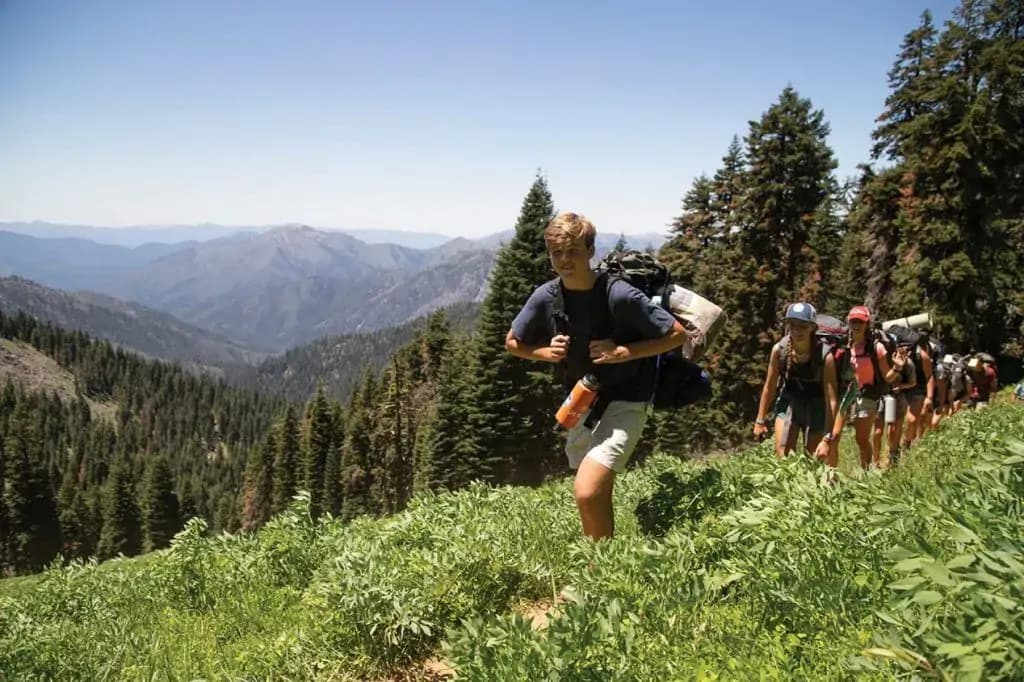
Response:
[0,221,462,249]
[0,222,668,355]
[0,276,266,369]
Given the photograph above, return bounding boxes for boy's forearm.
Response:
[505,336,556,363]
[623,328,688,360]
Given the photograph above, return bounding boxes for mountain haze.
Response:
[0,276,267,368]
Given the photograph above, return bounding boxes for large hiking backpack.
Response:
[887,325,922,349]
[595,250,722,409]
[597,250,726,362]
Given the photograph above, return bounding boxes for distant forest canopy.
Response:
[1,0,1020,576]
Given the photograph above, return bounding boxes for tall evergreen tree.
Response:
[271,406,300,514]
[56,453,91,559]
[468,173,561,485]
[321,402,345,517]
[413,344,480,491]
[1,402,60,573]
[372,357,412,514]
[662,174,715,289]
[419,310,452,383]
[0,432,7,573]
[740,86,838,307]
[872,11,939,162]
[141,456,181,552]
[96,456,141,560]
[876,0,1024,349]
[241,433,274,531]
[303,386,333,519]
[712,88,837,426]
[341,371,377,520]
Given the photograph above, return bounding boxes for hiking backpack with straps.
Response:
[548,250,722,410]
[596,250,726,362]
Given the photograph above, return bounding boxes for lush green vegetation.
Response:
[2,401,1021,680]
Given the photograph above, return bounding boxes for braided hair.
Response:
[786,332,797,386]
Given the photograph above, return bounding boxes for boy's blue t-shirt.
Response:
[510,271,676,402]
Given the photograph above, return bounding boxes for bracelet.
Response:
[823,433,834,443]
[755,418,768,426]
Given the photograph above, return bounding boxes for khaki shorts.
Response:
[565,400,649,474]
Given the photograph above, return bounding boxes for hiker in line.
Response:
[816,306,905,470]
[902,334,934,449]
[753,303,838,461]
[968,355,997,410]
[930,352,950,430]
[949,355,972,414]
[505,212,687,541]
[874,345,914,468]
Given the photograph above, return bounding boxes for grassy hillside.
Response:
[0,337,118,422]
[2,401,1022,680]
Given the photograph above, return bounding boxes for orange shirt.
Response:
[852,341,887,388]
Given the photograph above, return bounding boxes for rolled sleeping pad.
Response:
[652,285,726,362]
[881,312,933,331]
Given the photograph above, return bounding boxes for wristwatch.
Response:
[823,433,835,443]
[755,417,768,426]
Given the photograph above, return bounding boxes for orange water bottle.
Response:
[554,374,600,430]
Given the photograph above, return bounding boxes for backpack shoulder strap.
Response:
[777,335,791,375]
[869,334,884,385]
[546,278,568,335]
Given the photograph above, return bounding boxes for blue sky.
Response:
[0,0,958,238]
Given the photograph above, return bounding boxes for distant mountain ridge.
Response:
[0,221,456,249]
[0,224,668,353]
[0,276,267,368]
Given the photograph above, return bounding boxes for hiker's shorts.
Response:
[774,392,825,444]
[850,394,879,420]
[906,391,929,414]
[565,400,649,474]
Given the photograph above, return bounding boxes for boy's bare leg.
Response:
[574,457,616,540]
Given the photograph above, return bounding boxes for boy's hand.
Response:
[590,339,630,364]
[548,334,570,362]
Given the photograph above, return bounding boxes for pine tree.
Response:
[833,165,904,316]
[741,86,838,307]
[303,386,333,519]
[699,88,837,429]
[1,402,61,573]
[662,174,715,289]
[373,357,412,514]
[56,453,91,559]
[877,0,1024,349]
[413,344,481,491]
[141,457,181,552]
[96,456,141,560]
[321,401,345,517]
[872,10,939,161]
[0,432,7,573]
[241,432,274,531]
[271,407,300,514]
[341,371,377,520]
[468,173,562,485]
[418,310,451,382]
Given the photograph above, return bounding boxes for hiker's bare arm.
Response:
[921,350,935,404]
[589,320,688,365]
[505,329,567,363]
[823,352,838,434]
[755,345,782,436]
